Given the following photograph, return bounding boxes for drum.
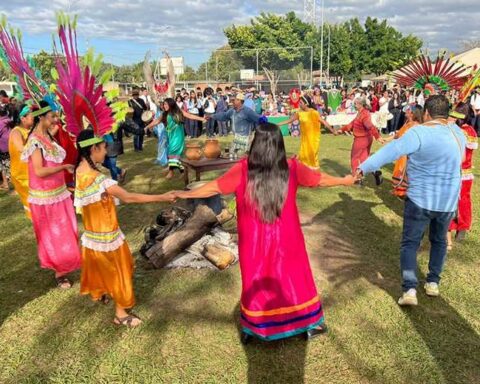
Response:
[141,110,154,124]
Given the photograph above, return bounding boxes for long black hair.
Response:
[453,102,472,126]
[246,122,289,223]
[75,129,101,173]
[161,97,184,126]
[300,95,315,109]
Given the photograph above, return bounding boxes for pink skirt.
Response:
[30,199,81,275]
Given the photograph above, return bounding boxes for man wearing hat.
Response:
[128,88,148,152]
[208,92,262,155]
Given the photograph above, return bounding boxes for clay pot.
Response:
[185,142,202,161]
[204,139,221,159]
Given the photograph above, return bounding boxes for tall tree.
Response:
[223,12,422,80]
[31,50,56,84]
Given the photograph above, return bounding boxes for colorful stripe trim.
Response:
[242,317,325,341]
[83,229,123,244]
[241,306,322,329]
[75,175,108,200]
[29,184,67,199]
[241,296,319,317]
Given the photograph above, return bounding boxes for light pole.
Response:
[319,0,324,87]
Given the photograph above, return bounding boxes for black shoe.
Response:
[304,325,328,340]
[455,230,466,242]
[241,331,253,345]
[374,171,383,186]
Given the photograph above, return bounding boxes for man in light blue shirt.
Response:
[209,93,261,154]
[358,95,466,306]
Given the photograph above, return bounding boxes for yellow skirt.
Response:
[80,241,135,308]
[11,176,31,219]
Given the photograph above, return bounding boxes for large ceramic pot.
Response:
[185,142,202,161]
[204,139,221,159]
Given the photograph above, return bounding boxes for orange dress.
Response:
[8,126,30,218]
[74,171,135,308]
[391,121,417,197]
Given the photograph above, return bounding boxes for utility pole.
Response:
[327,24,331,87]
[319,0,324,87]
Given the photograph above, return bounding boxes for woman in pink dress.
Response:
[173,123,356,343]
[21,101,81,288]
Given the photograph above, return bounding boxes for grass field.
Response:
[0,133,479,384]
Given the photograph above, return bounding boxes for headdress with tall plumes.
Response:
[0,15,58,113]
[393,53,468,96]
[458,66,480,104]
[53,13,115,147]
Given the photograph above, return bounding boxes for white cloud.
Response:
[2,0,479,61]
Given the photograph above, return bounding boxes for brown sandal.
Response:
[97,294,110,305]
[113,314,142,328]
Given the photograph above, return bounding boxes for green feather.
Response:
[51,68,59,81]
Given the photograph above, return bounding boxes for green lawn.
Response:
[0,133,479,384]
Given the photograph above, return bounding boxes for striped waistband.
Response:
[83,228,123,243]
[29,184,67,199]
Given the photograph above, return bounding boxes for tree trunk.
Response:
[145,205,218,268]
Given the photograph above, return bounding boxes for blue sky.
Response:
[3,0,479,68]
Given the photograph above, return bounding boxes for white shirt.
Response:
[470,94,480,110]
[379,97,389,113]
[417,93,425,108]
[140,95,158,114]
[203,97,216,114]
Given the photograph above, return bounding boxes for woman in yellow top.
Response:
[8,104,34,218]
[74,130,176,328]
[279,95,335,169]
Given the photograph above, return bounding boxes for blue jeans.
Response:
[103,156,122,181]
[400,198,455,291]
[217,121,227,136]
[206,114,215,137]
[186,118,198,137]
[133,133,144,151]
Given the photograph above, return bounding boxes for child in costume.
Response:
[447,104,477,249]
[1,18,57,216]
[52,13,175,326]
[21,100,81,288]
[74,129,175,327]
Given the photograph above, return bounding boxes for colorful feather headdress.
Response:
[0,15,58,116]
[457,65,480,104]
[53,13,128,147]
[393,53,468,96]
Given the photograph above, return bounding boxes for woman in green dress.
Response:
[146,98,205,179]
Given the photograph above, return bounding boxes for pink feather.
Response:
[54,20,114,138]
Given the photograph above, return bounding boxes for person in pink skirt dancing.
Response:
[21,101,81,288]
[173,122,357,343]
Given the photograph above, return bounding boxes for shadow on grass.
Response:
[311,192,480,384]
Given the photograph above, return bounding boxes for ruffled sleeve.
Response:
[74,174,120,208]
[21,136,66,164]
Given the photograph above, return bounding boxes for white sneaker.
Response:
[424,282,440,297]
[398,289,418,306]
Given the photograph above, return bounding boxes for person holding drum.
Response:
[128,89,149,152]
